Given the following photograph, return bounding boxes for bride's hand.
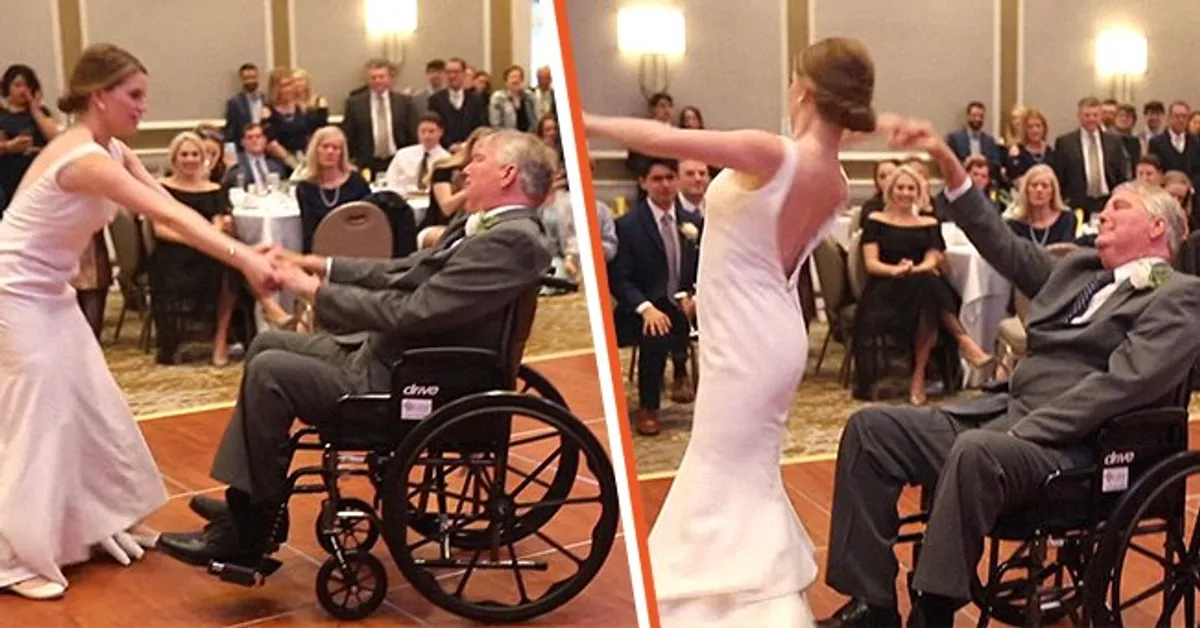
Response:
[240,249,282,296]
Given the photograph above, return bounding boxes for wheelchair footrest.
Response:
[207,557,283,586]
[414,557,548,571]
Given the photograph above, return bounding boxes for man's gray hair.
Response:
[1117,180,1188,258]
[489,130,560,205]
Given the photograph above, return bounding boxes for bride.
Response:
[584,37,886,625]
[0,43,279,600]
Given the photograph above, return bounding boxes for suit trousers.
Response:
[635,304,691,411]
[210,330,363,503]
[824,405,1075,607]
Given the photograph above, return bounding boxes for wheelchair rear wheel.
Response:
[1082,450,1200,627]
[380,394,619,623]
[404,364,579,548]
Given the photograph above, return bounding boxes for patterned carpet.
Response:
[103,289,597,417]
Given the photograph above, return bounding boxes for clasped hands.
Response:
[241,243,325,301]
[891,258,938,277]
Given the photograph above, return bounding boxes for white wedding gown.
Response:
[648,136,837,626]
[0,140,167,588]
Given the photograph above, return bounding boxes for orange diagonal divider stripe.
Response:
[549,1,660,626]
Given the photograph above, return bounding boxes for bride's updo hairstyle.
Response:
[798,37,877,133]
[57,43,147,115]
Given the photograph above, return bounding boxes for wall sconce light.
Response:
[617,4,685,99]
[1095,28,1147,102]
[365,0,418,68]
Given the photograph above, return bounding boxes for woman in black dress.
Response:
[294,125,371,252]
[147,132,241,365]
[263,68,315,170]
[1003,107,1055,185]
[0,65,62,214]
[417,126,495,248]
[853,166,995,404]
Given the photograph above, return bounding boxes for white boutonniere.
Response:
[1128,260,1172,291]
[679,222,699,243]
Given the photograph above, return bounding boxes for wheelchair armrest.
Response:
[397,347,504,365]
[1101,407,1188,434]
[336,393,398,418]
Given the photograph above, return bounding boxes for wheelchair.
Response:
[206,276,622,623]
[898,375,1197,627]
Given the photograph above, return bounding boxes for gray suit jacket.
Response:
[937,185,1200,447]
[311,207,552,389]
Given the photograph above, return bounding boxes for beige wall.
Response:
[0,1,64,110]
[566,0,787,150]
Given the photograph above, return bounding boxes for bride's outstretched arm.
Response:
[582,113,786,180]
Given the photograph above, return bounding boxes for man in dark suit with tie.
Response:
[1053,96,1132,222]
[427,57,488,149]
[818,119,1200,628]
[221,123,290,188]
[609,157,703,437]
[945,101,1003,180]
[1148,100,1200,179]
[155,129,558,566]
[341,58,419,176]
[223,63,265,147]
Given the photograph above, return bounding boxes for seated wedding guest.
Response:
[677,158,711,215]
[536,112,563,162]
[222,123,289,189]
[149,132,241,366]
[193,123,231,184]
[540,166,571,286]
[1003,164,1077,246]
[678,105,705,129]
[291,68,329,129]
[852,165,994,405]
[488,65,536,132]
[610,157,702,436]
[964,155,1006,212]
[416,126,495,248]
[156,129,558,567]
[294,126,371,253]
[262,68,316,169]
[1003,107,1055,184]
[384,112,448,195]
[1135,153,1164,186]
[71,229,112,340]
[0,64,61,213]
[1162,170,1197,229]
[819,119,1199,628]
[860,158,899,218]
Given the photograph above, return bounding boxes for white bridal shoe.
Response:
[6,576,66,600]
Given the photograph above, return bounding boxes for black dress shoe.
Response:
[189,494,228,521]
[157,517,250,567]
[817,598,902,628]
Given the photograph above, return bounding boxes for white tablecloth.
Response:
[230,190,304,329]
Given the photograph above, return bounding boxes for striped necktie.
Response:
[1063,269,1115,322]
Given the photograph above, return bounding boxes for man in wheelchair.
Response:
[818,120,1200,628]
[157,129,559,568]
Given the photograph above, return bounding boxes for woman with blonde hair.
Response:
[0,42,278,599]
[148,131,243,365]
[294,125,371,252]
[262,67,314,168]
[1004,107,1055,183]
[854,166,994,405]
[586,36,887,626]
[291,68,328,129]
[1003,163,1076,246]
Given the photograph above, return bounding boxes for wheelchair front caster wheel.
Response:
[317,498,380,554]
[315,550,388,621]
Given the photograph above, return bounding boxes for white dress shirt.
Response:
[678,192,704,216]
[385,143,449,194]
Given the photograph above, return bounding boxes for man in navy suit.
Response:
[223,63,266,148]
[427,57,488,149]
[221,123,290,189]
[609,157,703,436]
[945,101,1002,183]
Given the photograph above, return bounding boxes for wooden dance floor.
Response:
[4,353,636,627]
[640,422,1200,627]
